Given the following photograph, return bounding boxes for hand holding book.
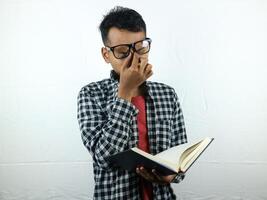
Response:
[136,166,180,185]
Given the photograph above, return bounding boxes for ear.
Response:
[101,47,110,63]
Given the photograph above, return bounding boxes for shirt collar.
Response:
[110,70,119,82]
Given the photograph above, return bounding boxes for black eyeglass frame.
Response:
[105,37,152,59]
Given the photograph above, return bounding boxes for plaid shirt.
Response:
[77,71,187,200]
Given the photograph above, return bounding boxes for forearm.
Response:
[78,96,138,169]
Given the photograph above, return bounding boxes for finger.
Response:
[139,171,150,181]
[139,58,148,73]
[145,71,153,80]
[137,167,148,177]
[145,64,153,78]
[140,167,154,181]
[137,168,150,180]
[144,63,152,75]
[122,52,134,70]
[131,53,140,70]
[152,169,164,182]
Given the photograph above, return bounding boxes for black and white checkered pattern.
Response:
[77,71,187,200]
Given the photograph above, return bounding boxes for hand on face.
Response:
[117,52,153,101]
[136,166,177,185]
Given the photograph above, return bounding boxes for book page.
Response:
[179,141,202,166]
[154,143,190,169]
[155,138,213,172]
[180,138,213,172]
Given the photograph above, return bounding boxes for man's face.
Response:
[101,27,148,74]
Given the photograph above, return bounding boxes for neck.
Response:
[132,88,144,97]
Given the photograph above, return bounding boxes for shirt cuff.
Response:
[109,97,139,123]
[171,173,185,183]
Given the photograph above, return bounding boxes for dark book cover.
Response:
[106,149,177,176]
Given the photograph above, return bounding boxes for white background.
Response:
[0,0,266,199]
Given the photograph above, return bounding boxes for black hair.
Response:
[99,6,146,45]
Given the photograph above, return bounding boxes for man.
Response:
[77,6,187,200]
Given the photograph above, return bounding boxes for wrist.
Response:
[117,88,133,102]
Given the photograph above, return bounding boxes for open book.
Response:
[107,137,214,175]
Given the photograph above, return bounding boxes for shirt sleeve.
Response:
[170,88,187,147]
[170,89,188,183]
[77,87,138,170]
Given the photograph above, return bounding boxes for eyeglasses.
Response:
[105,38,152,59]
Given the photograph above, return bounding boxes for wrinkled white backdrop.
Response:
[0,0,266,199]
